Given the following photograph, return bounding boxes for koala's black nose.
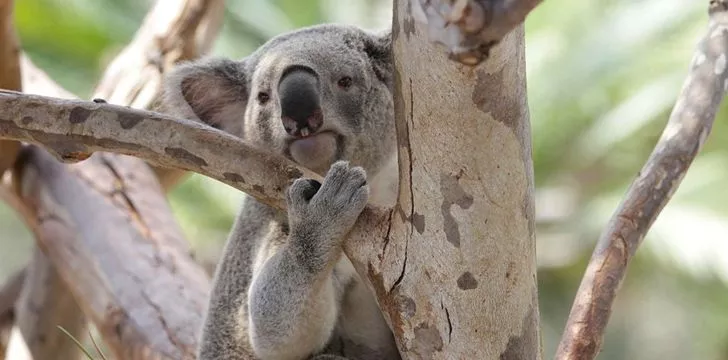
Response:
[278,66,323,138]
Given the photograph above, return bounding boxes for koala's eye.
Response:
[337,76,353,89]
[257,92,270,104]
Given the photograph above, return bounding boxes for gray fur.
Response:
[162,24,400,360]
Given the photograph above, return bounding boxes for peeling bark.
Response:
[555,2,728,359]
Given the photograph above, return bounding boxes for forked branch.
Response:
[555,2,728,359]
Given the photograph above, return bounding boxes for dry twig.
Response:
[555,2,728,359]
[410,0,543,65]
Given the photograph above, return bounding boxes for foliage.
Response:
[0,0,725,358]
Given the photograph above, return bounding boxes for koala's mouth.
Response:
[285,131,345,172]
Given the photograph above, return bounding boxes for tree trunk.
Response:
[380,2,541,358]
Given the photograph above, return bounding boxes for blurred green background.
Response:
[1,0,726,359]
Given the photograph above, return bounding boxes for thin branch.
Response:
[555,2,728,359]
[410,0,542,65]
[0,0,22,176]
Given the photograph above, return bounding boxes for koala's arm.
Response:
[247,162,369,359]
[197,199,272,360]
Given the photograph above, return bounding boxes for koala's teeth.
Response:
[300,128,310,137]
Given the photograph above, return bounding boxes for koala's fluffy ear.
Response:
[162,57,248,136]
[363,29,393,87]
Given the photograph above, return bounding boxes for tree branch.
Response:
[0,89,321,210]
[0,173,87,360]
[13,146,212,359]
[0,0,22,176]
[555,2,728,359]
[410,0,543,65]
[3,1,224,355]
[1,4,89,358]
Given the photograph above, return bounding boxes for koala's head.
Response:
[162,24,395,177]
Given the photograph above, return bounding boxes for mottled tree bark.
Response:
[367,2,541,358]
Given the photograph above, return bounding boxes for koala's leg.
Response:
[247,161,369,360]
[310,355,349,360]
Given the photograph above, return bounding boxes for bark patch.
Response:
[440,172,474,247]
[499,306,539,360]
[472,68,521,134]
[69,107,92,124]
[411,322,443,360]
[164,147,208,167]
[223,172,245,183]
[457,271,478,290]
[118,113,144,129]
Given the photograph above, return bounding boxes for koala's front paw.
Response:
[287,161,369,241]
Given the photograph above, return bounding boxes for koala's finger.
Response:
[349,185,370,212]
[320,161,350,197]
[287,178,322,206]
[339,166,368,197]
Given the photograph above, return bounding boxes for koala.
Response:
[161,24,401,360]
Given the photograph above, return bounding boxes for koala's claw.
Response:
[287,178,323,205]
